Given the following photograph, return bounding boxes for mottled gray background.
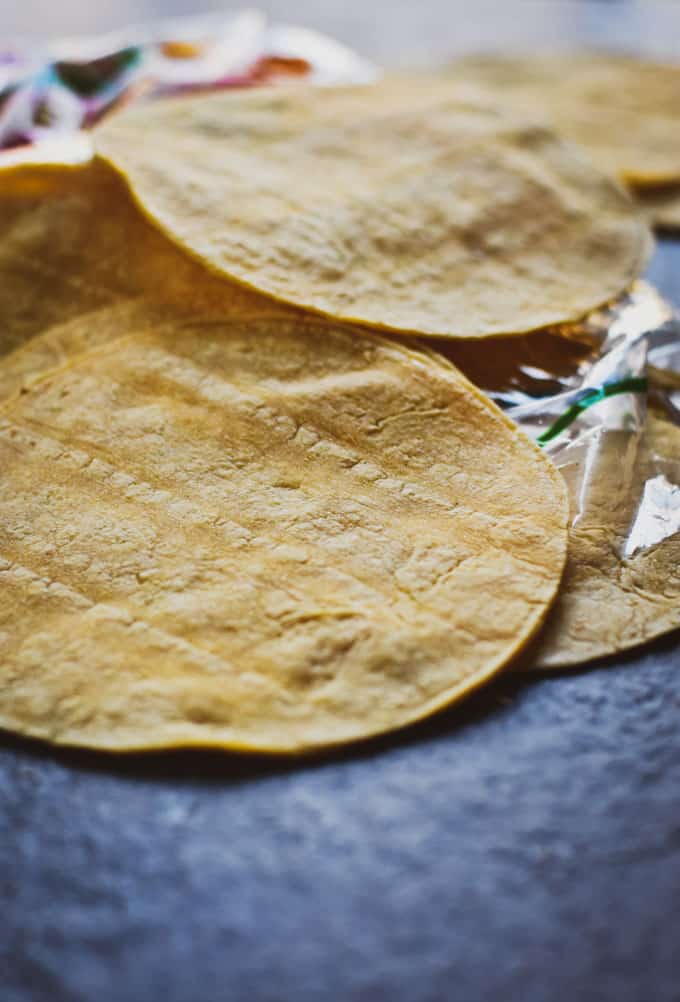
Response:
[4,0,680,65]
[2,3,680,1001]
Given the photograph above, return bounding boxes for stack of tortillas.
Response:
[443,52,680,231]
[0,60,677,755]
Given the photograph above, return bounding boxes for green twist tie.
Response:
[537,376,648,446]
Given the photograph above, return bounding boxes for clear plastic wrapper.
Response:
[483,282,680,559]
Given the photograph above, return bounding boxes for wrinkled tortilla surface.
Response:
[0,313,568,753]
[95,80,649,339]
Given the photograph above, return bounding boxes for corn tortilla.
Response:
[95,81,650,339]
[424,329,680,668]
[447,53,680,189]
[0,312,568,753]
[518,408,680,669]
[0,159,292,401]
[0,164,120,366]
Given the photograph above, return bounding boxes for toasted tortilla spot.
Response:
[0,314,568,753]
[95,79,649,339]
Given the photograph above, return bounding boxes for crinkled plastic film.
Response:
[474,282,680,560]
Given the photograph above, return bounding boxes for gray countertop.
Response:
[3,4,680,1001]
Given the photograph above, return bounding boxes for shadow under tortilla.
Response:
[0,667,536,787]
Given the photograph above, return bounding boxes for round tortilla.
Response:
[0,314,568,753]
[448,53,680,189]
[519,408,680,669]
[95,80,649,339]
[0,159,292,401]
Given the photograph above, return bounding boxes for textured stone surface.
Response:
[3,3,680,1001]
[2,634,680,1002]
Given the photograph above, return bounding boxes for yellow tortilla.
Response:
[0,164,119,365]
[0,159,290,400]
[422,306,680,669]
[518,408,680,669]
[95,80,649,339]
[447,52,680,189]
[0,311,568,753]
